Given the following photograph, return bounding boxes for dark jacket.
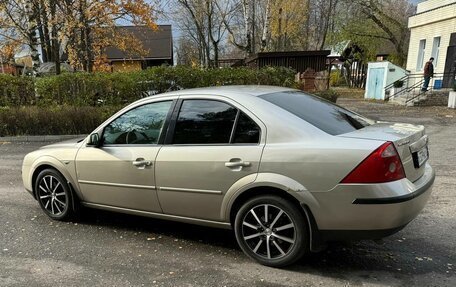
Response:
[424,61,434,77]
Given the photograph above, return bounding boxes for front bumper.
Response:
[311,163,435,239]
[22,163,34,197]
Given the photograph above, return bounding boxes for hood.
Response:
[39,137,85,150]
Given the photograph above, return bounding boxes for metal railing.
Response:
[405,73,453,104]
[385,73,454,104]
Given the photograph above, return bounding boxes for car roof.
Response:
[142,85,298,102]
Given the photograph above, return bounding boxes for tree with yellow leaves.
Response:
[267,0,309,51]
[58,0,157,72]
[0,0,157,74]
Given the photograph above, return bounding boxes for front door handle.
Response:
[225,161,251,168]
[133,158,152,168]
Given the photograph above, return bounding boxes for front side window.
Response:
[173,100,237,144]
[103,101,172,145]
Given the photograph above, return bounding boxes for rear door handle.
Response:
[133,158,152,168]
[225,161,251,168]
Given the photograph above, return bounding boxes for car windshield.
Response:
[259,91,375,135]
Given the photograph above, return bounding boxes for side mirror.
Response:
[87,133,101,147]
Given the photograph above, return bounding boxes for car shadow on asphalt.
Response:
[77,207,239,249]
[76,207,454,280]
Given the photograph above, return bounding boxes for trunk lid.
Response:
[339,122,428,183]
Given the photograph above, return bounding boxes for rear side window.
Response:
[172,99,261,145]
[173,100,237,144]
[259,91,374,135]
[233,112,260,144]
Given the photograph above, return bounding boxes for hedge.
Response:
[2,66,343,136]
[0,74,35,106]
[0,66,297,107]
[0,106,121,136]
[314,89,340,103]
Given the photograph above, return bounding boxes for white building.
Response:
[406,0,456,88]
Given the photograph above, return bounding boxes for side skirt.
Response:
[81,202,232,230]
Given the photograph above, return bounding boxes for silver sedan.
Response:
[22,86,435,267]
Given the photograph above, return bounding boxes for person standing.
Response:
[422,57,434,92]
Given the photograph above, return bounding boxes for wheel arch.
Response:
[30,156,82,202]
[228,186,305,224]
[223,174,324,252]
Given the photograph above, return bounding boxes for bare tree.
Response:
[175,0,236,67]
[175,36,200,66]
[305,0,340,50]
[176,0,210,67]
[343,0,413,66]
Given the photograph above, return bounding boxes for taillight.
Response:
[341,142,405,184]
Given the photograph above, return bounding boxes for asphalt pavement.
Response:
[0,100,455,286]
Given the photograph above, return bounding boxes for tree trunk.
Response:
[213,41,219,68]
[36,15,48,63]
[26,2,40,75]
[39,0,52,62]
[78,0,92,72]
[260,0,271,51]
[85,25,93,72]
[242,0,253,54]
[50,0,60,74]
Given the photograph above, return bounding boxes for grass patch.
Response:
[331,87,365,99]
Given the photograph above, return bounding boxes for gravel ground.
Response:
[0,99,455,287]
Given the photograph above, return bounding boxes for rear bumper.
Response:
[352,166,435,205]
[311,163,435,238]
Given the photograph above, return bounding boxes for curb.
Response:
[0,134,87,143]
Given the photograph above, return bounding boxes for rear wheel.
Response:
[35,169,77,221]
[234,195,308,267]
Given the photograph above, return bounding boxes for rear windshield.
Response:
[259,91,374,135]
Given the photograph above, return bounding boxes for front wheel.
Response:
[234,195,308,267]
[35,169,77,221]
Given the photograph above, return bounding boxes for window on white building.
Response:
[417,39,426,71]
[431,37,441,67]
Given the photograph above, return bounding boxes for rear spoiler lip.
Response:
[336,123,425,142]
[409,135,429,153]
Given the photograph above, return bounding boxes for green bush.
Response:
[329,69,345,87]
[314,89,340,103]
[35,72,144,106]
[0,74,35,106]
[393,80,404,88]
[0,105,121,136]
[32,66,297,107]
[0,66,298,136]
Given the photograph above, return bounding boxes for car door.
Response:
[155,96,265,221]
[75,100,174,212]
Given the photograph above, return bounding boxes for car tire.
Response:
[234,195,308,267]
[35,169,77,221]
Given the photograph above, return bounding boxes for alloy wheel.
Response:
[37,175,68,216]
[241,204,296,260]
